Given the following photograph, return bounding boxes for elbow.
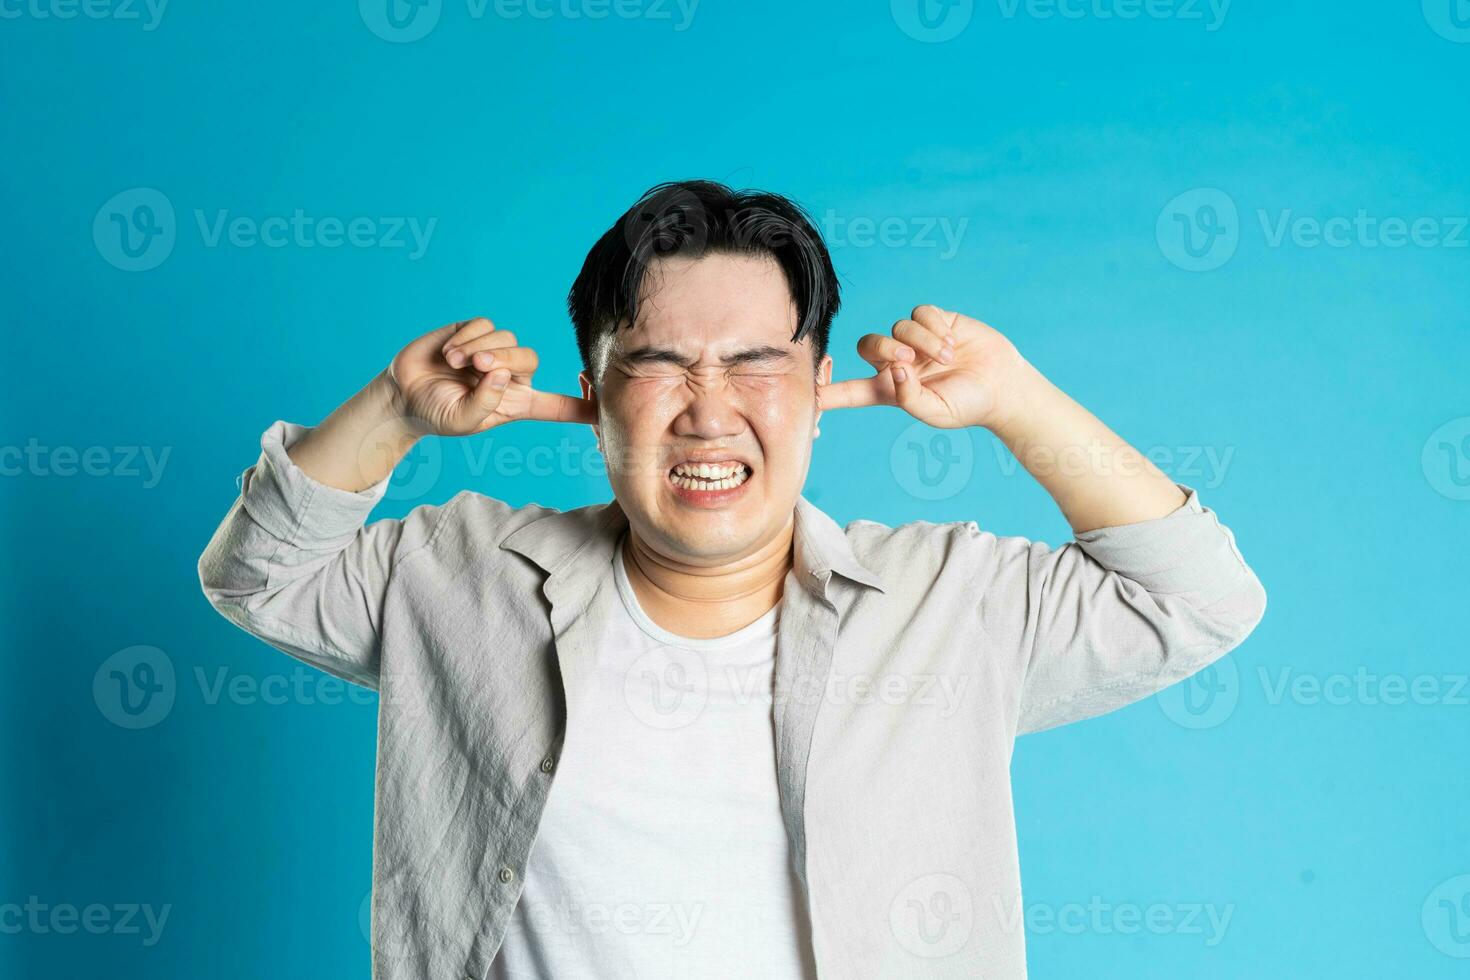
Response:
[195,526,259,613]
[1241,568,1268,633]
[196,544,230,611]
[196,521,227,600]
[1156,569,1266,688]
[1203,565,1268,655]
[1233,565,1268,635]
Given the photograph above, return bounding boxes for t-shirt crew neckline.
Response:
[612,532,781,652]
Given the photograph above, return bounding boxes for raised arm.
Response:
[197,317,596,688]
[820,305,1266,734]
[818,305,1183,528]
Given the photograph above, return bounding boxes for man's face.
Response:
[580,251,832,567]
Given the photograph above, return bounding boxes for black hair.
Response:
[568,179,840,384]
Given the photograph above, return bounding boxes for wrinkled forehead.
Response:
[593,252,809,376]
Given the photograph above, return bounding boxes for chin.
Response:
[659,520,748,559]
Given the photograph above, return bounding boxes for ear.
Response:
[817,354,829,426]
[578,371,601,443]
[814,353,833,436]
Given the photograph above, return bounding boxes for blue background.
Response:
[3,0,1468,976]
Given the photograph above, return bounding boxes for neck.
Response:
[621,516,794,640]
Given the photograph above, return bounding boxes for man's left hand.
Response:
[817,305,1029,430]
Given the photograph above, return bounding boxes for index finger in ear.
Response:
[817,376,886,412]
[525,390,599,425]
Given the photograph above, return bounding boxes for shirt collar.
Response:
[499,493,885,596]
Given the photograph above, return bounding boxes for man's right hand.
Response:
[389,317,598,436]
[284,317,597,493]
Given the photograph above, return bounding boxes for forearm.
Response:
[288,369,428,492]
[198,416,443,689]
[989,361,1186,533]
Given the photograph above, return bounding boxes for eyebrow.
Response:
[615,344,793,369]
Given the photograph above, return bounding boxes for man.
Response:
[198,180,1266,979]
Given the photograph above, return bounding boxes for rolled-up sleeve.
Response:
[974,484,1267,736]
[196,419,449,690]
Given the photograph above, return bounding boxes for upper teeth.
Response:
[672,461,747,479]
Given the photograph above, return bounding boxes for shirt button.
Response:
[539,756,555,773]
[498,867,514,884]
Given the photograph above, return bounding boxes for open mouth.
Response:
[667,460,752,492]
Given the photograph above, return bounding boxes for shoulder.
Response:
[839,513,1037,581]
[435,490,600,539]
[420,492,618,571]
[443,489,566,526]
[846,514,1064,590]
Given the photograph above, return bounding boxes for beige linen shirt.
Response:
[197,419,1267,979]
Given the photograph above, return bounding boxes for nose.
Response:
[671,378,746,442]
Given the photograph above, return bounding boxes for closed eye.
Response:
[615,344,795,375]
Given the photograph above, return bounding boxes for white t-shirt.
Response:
[489,533,817,980]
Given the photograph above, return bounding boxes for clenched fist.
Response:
[388,317,598,435]
[817,305,1028,431]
